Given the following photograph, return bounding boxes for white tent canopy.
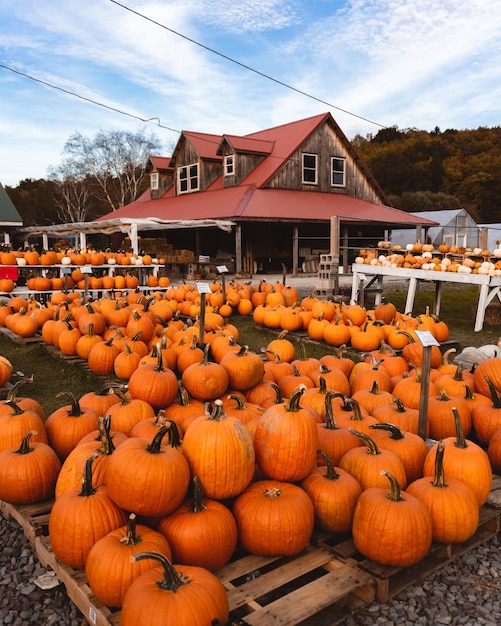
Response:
[19,217,235,254]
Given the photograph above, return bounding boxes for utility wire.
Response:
[108,0,387,129]
[0,63,179,133]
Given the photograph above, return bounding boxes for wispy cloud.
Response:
[0,0,500,186]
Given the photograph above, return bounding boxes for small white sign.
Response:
[216,265,229,273]
[358,273,366,281]
[415,329,440,347]
[80,265,94,274]
[196,281,212,293]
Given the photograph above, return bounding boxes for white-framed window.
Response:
[331,157,346,187]
[150,172,159,190]
[302,153,317,184]
[177,162,199,194]
[224,154,235,176]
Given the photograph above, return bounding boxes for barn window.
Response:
[224,155,234,176]
[331,157,346,187]
[150,172,159,190]
[177,163,199,194]
[302,153,317,184]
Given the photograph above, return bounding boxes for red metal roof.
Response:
[96,184,437,227]
[182,131,222,162]
[149,156,172,171]
[217,135,274,155]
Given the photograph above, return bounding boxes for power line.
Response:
[0,63,179,133]
[108,0,387,129]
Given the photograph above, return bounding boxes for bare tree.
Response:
[47,160,93,223]
[63,128,162,212]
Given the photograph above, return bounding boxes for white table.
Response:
[351,264,501,332]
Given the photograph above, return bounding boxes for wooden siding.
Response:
[150,172,174,200]
[170,135,222,193]
[265,122,383,204]
[219,143,265,187]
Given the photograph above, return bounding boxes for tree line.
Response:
[352,125,501,223]
[5,123,501,228]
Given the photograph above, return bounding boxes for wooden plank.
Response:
[35,535,121,626]
[239,562,374,626]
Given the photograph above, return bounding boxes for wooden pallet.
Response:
[312,502,500,603]
[0,326,43,345]
[1,481,500,626]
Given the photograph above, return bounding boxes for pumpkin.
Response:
[300,450,362,534]
[219,345,265,391]
[232,479,314,556]
[105,388,155,436]
[128,350,178,410]
[49,455,127,569]
[339,429,408,490]
[121,551,229,626]
[254,385,318,482]
[487,426,501,473]
[182,400,255,500]
[163,382,206,434]
[423,408,492,506]
[158,476,238,571]
[473,358,501,398]
[316,391,362,466]
[352,471,433,567]
[371,396,423,436]
[0,430,61,504]
[265,330,296,362]
[86,513,172,608]
[87,335,120,376]
[471,376,501,446]
[55,415,127,498]
[426,388,472,440]
[406,440,479,544]
[181,344,229,401]
[44,392,99,462]
[0,399,48,453]
[105,424,190,518]
[368,422,428,484]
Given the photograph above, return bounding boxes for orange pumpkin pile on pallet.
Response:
[0,283,500,624]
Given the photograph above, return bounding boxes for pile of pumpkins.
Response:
[0,300,500,624]
[356,241,501,275]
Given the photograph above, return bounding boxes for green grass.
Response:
[1,283,499,417]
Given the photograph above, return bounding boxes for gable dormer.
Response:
[147,156,174,199]
[169,131,223,195]
[216,135,274,187]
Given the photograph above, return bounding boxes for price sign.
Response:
[196,281,212,294]
[216,265,229,274]
[415,329,440,347]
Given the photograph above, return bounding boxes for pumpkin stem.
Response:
[452,407,468,449]
[317,450,340,480]
[485,376,501,409]
[164,420,183,448]
[208,399,226,422]
[431,440,448,488]
[382,470,404,502]
[55,391,83,417]
[120,513,143,546]
[189,476,208,513]
[283,384,306,412]
[79,454,98,497]
[96,415,116,455]
[14,430,37,455]
[263,487,282,498]
[324,391,341,430]
[5,376,34,403]
[348,428,381,455]
[370,422,405,440]
[131,551,188,592]
[145,425,171,454]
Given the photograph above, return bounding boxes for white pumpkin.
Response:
[61,256,72,265]
[16,257,27,266]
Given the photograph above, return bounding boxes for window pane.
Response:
[303,169,317,183]
[303,154,316,168]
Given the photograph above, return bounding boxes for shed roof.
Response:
[0,183,23,226]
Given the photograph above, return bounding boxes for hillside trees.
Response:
[353,125,501,222]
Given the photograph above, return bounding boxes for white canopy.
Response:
[20,217,235,254]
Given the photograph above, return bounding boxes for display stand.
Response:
[351,264,501,331]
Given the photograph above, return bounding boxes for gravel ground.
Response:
[1,506,499,626]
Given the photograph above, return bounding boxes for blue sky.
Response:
[1,0,500,187]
